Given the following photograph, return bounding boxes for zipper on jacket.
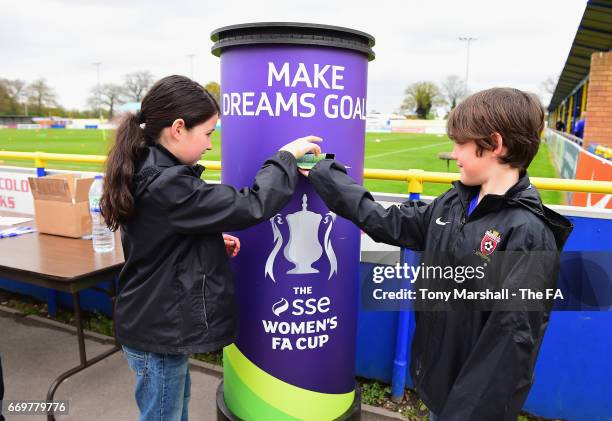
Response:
[457,193,469,233]
[201,275,209,329]
[459,196,485,232]
[459,213,467,232]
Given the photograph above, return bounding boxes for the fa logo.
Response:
[480,229,501,256]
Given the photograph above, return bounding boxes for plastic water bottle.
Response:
[89,175,115,253]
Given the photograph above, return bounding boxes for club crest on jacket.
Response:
[480,229,501,256]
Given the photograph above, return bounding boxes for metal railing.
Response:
[1,151,611,195]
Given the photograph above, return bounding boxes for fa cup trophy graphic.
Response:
[265,194,338,281]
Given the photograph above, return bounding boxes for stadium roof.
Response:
[548,0,612,111]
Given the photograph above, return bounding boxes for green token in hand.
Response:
[297,153,335,169]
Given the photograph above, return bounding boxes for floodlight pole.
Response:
[458,37,476,93]
[93,62,102,121]
[187,54,196,79]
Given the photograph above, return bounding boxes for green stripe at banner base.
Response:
[224,354,298,420]
[223,344,354,420]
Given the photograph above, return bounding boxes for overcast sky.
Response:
[2,0,586,113]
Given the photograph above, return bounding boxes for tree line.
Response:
[400,75,556,119]
[0,71,220,119]
[1,71,552,121]
[399,75,467,119]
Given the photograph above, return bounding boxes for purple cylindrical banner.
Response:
[212,23,374,420]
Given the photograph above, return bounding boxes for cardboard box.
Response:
[28,174,94,238]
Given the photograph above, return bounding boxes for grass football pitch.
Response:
[0,129,563,204]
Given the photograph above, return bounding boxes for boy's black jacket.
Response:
[115,145,298,354]
[309,159,573,421]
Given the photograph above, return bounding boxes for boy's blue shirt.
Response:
[467,193,479,217]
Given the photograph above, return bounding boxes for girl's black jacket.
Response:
[115,145,298,355]
[308,159,573,421]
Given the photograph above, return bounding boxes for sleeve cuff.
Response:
[310,158,346,177]
[277,150,297,165]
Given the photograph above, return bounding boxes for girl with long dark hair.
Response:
[100,75,320,420]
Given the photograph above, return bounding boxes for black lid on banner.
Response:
[211,22,375,61]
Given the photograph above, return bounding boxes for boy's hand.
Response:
[280,136,322,160]
[223,234,241,258]
[298,168,310,177]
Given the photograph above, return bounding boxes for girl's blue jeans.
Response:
[122,345,191,421]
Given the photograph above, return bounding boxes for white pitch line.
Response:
[365,141,449,160]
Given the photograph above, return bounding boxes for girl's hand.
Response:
[280,136,322,159]
[298,168,310,177]
[223,234,241,258]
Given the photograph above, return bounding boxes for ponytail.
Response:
[100,75,220,231]
[100,112,146,231]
